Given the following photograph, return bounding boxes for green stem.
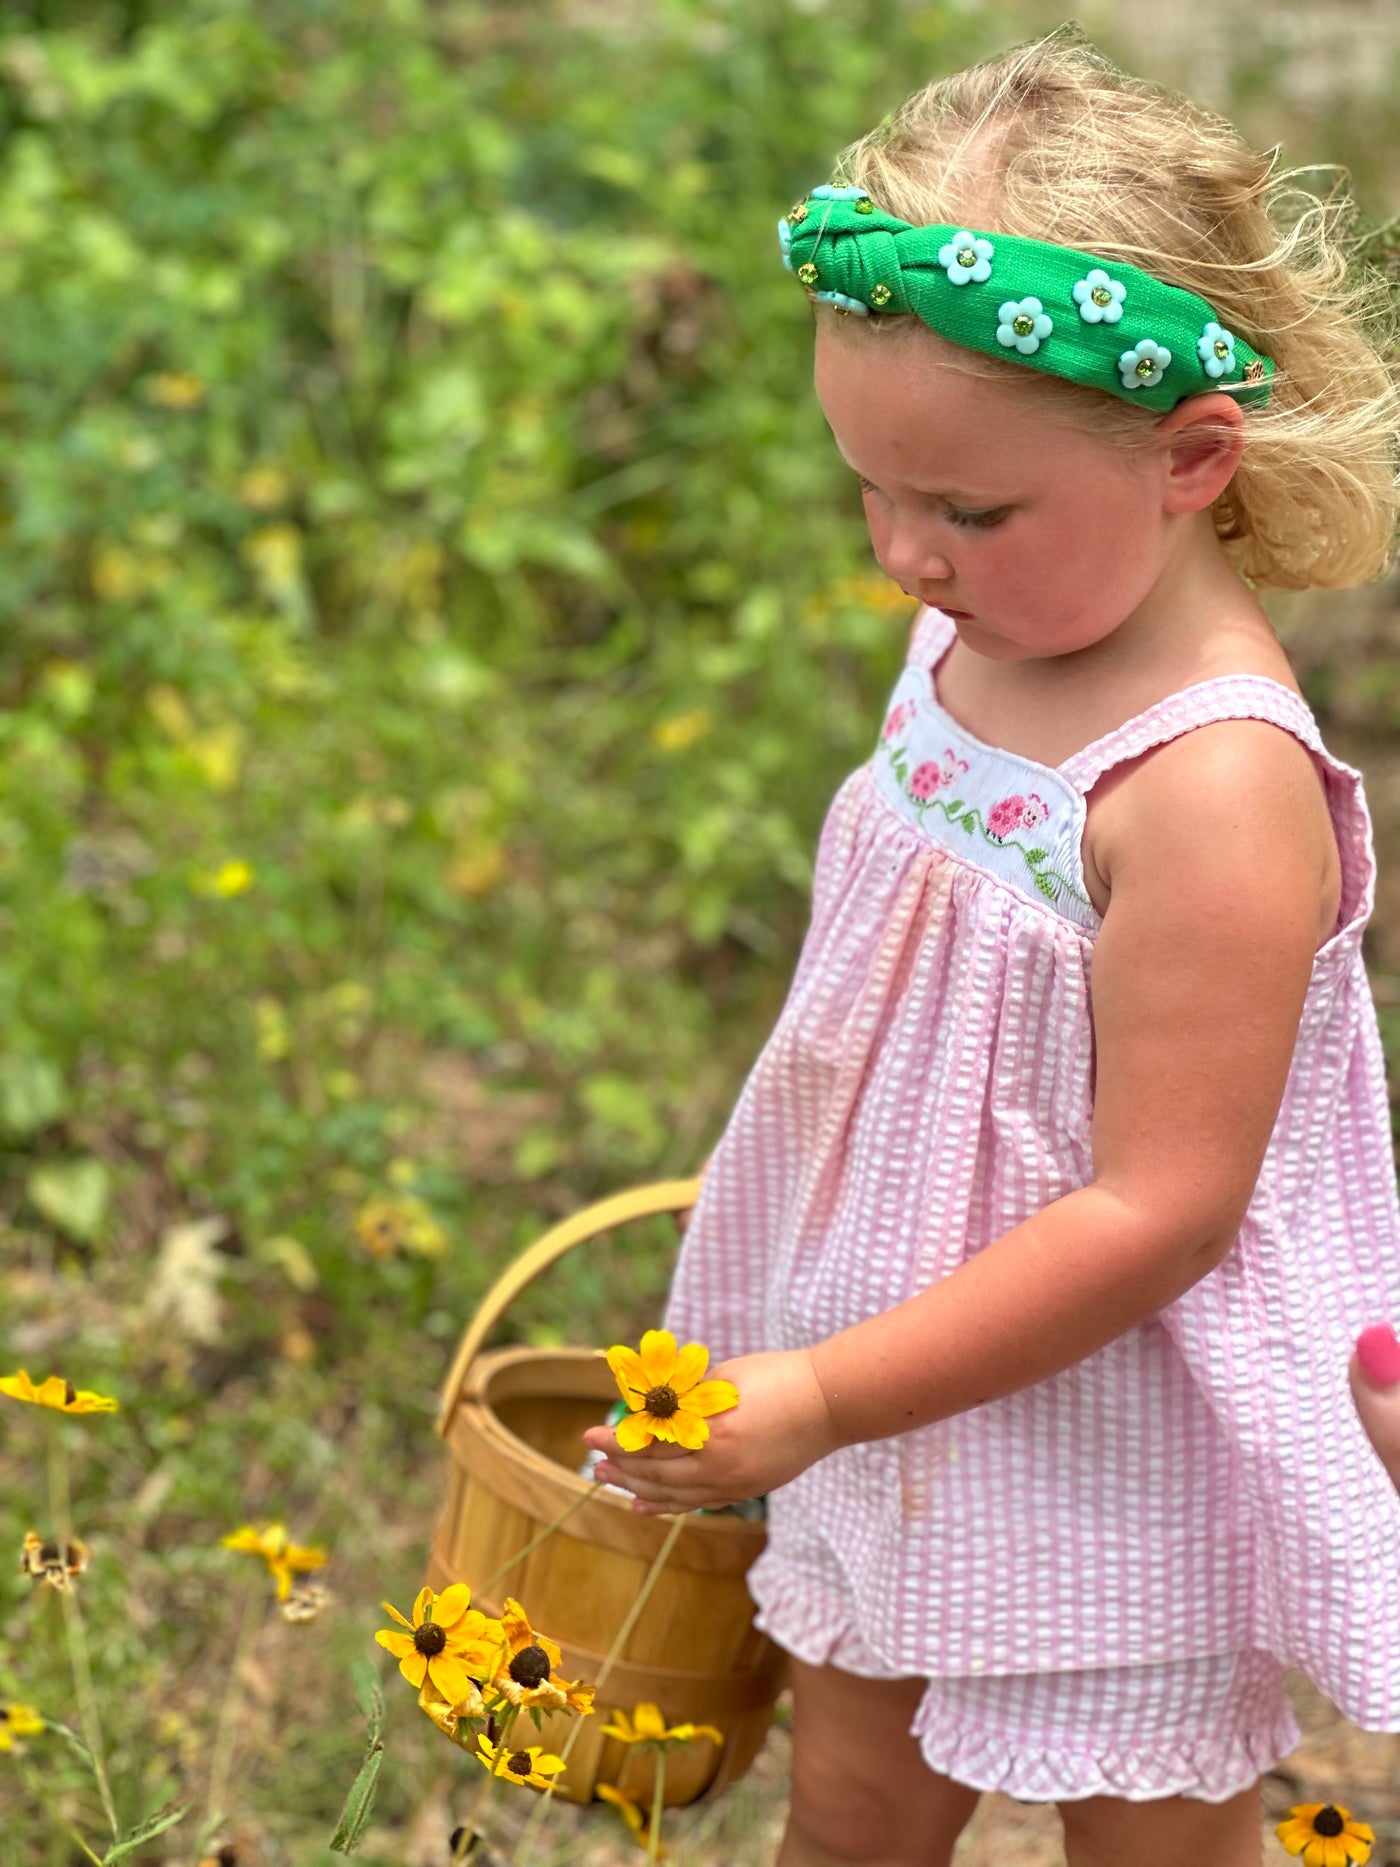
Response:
[205,1571,265,1833]
[647,1745,667,1867]
[18,1758,105,1866]
[510,1511,688,1867]
[477,1485,597,1601]
[46,1423,119,1840]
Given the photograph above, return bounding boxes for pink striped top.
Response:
[665,606,1400,1721]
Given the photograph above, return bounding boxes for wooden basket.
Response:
[430,1180,788,1807]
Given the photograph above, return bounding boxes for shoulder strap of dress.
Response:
[906,604,955,670]
[1059,674,1326,794]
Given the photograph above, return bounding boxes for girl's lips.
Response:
[940,607,974,621]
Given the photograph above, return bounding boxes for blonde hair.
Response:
[829,29,1399,589]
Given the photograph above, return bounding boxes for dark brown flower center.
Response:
[64,1381,76,1405]
[1313,1808,1344,1838]
[645,1384,679,1418]
[40,1541,61,1565]
[509,1642,551,1688]
[414,1621,448,1656]
[507,1749,533,1777]
[0,1708,9,1724]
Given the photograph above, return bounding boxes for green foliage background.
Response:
[0,2,1395,1861]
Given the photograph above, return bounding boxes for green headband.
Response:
[779,186,1274,413]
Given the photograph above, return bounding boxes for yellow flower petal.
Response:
[381,1598,413,1630]
[427,1653,474,1704]
[668,1409,711,1450]
[398,1652,428,1688]
[615,1411,656,1452]
[597,1782,645,1840]
[606,1344,651,1402]
[638,1330,678,1386]
[375,1630,415,1661]
[669,1340,710,1394]
[633,1702,667,1740]
[682,1378,740,1418]
[411,1584,433,1626]
[433,1583,473,1628]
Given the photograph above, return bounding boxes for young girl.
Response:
[582,33,1400,1867]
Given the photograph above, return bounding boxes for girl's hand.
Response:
[581,1348,839,1515]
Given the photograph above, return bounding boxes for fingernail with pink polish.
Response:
[1356,1322,1400,1390]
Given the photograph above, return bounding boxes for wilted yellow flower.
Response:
[0,1704,45,1753]
[20,1530,91,1591]
[600,1701,722,1749]
[605,1331,738,1451]
[418,1674,485,1745]
[650,709,711,754]
[0,1370,118,1414]
[596,1783,670,1857]
[375,1585,503,1705]
[474,1736,566,1791]
[355,1195,447,1259]
[1276,1803,1374,1867]
[487,1598,593,1714]
[220,1522,325,1601]
[280,1581,332,1624]
[145,372,206,409]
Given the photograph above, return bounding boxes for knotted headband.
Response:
[779,185,1275,414]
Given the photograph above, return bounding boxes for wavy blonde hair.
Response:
[829,29,1399,589]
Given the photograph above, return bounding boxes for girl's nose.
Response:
[876,519,954,592]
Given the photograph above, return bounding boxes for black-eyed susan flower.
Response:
[600,1701,723,1749]
[604,1331,738,1451]
[376,1585,502,1705]
[0,1370,118,1414]
[487,1598,593,1714]
[0,1704,44,1753]
[1276,1803,1374,1867]
[474,1736,566,1790]
[355,1195,446,1259]
[220,1522,326,1601]
[596,1783,670,1857]
[20,1530,90,1591]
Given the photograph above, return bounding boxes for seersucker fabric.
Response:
[664,605,1400,1743]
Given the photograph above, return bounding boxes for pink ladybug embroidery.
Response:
[986,795,1025,841]
[1020,794,1049,830]
[882,700,916,742]
[909,761,944,801]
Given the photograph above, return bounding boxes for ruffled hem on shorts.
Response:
[910,1695,1303,1805]
[747,1552,907,1680]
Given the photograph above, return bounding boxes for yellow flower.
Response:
[418,1675,485,1745]
[596,1783,670,1857]
[600,1701,723,1749]
[1276,1803,1374,1867]
[0,1370,118,1414]
[375,1585,503,1705]
[650,709,711,753]
[0,1704,45,1753]
[474,1735,566,1791]
[604,1331,738,1451]
[220,1522,326,1601]
[192,860,255,898]
[145,371,206,410]
[21,1530,91,1591]
[355,1195,447,1259]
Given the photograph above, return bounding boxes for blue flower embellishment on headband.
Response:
[938,230,994,285]
[1072,268,1126,325]
[1197,321,1237,379]
[1118,337,1172,390]
[997,297,1053,355]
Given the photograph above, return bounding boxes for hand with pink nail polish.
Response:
[1350,1323,1400,1488]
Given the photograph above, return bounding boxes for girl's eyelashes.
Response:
[855,477,1009,530]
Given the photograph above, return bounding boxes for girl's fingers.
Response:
[1351,1326,1400,1490]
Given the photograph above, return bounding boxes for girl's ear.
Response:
[1157,392,1247,514]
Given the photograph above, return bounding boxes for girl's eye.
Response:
[945,504,1010,530]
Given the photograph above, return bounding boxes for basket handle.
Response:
[436,1177,702,1436]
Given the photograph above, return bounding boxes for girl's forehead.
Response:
[814,326,1066,484]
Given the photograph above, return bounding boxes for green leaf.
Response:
[328,1745,384,1854]
[101,1800,188,1863]
[26,1158,111,1243]
[946,799,963,815]
[351,1658,384,1743]
[1023,847,1046,866]
[1034,872,1059,900]
[0,1053,68,1136]
[960,815,976,833]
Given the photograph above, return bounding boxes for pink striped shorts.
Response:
[747,1533,1302,1804]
